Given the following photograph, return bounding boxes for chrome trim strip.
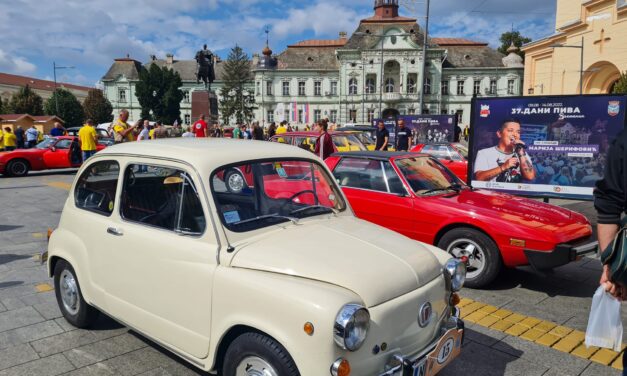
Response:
[573,240,598,255]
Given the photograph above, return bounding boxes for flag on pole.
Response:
[291,102,298,122]
[303,103,310,124]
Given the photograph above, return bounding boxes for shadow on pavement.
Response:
[89,313,125,331]
[0,225,24,232]
[0,281,23,289]
[0,253,30,265]
[129,331,208,375]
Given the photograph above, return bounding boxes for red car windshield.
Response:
[452,143,468,159]
[394,157,463,194]
[36,138,57,149]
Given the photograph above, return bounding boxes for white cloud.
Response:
[0,49,37,75]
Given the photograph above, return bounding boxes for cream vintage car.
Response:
[44,139,466,376]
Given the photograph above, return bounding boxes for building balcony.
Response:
[383,92,402,102]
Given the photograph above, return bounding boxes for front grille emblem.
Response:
[418,302,432,328]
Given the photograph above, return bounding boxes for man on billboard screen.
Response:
[474,119,536,183]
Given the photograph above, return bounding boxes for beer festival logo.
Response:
[480,104,491,118]
[608,101,621,117]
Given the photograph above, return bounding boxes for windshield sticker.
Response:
[108,201,114,211]
[223,211,241,224]
[328,194,336,202]
[276,167,287,178]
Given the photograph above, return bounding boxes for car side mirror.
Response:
[51,147,57,152]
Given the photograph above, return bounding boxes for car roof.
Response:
[95,138,318,171]
[331,151,429,161]
[335,126,376,132]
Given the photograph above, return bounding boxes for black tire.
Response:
[437,227,502,288]
[6,159,29,177]
[53,259,99,328]
[224,169,246,194]
[222,332,299,376]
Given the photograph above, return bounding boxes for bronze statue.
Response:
[195,44,215,91]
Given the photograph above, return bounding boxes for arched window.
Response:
[407,75,416,94]
[349,78,358,95]
[385,78,395,93]
[365,77,376,94]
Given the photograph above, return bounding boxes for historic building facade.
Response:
[522,0,627,96]
[0,72,91,105]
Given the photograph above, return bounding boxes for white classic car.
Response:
[44,139,466,376]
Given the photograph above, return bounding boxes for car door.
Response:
[42,139,73,169]
[97,160,217,359]
[332,157,417,238]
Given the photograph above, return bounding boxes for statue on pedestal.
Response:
[195,44,215,91]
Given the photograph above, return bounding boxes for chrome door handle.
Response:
[106,227,123,236]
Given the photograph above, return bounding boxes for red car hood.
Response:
[430,188,580,229]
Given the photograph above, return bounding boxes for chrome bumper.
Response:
[524,234,598,270]
[377,307,464,376]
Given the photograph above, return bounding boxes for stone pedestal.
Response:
[191,90,218,123]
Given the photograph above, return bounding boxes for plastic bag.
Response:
[585,285,623,351]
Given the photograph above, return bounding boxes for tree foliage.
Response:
[44,88,85,128]
[498,31,532,60]
[83,89,113,124]
[612,71,627,94]
[9,85,44,115]
[135,64,184,124]
[219,45,255,124]
[0,97,10,114]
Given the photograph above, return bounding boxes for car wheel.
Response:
[437,228,502,288]
[225,169,246,194]
[53,259,99,328]
[6,159,29,177]
[222,332,299,376]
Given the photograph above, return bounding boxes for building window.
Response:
[330,81,338,96]
[266,81,273,96]
[284,110,290,121]
[441,108,448,114]
[365,76,376,94]
[118,89,127,103]
[298,109,303,123]
[441,80,449,95]
[184,114,191,124]
[314,109,321,122]
[473,80,481,95]
[268,110,274,123]
[349,109,357,122]
[330,110,338,123]
[367,109,375,122]
[298,81,306,96]
[183,91,190,103]
[489,80,497,95]
[282,81,290,96]
[255,82,260,96]
[456,110,463,124]
[507,79,515,95]
[407,74,417,94]
[423,78,431,95]
[314,81,322,96]
[349,78,358,95]
[408,108,415,115]
[423,107,430,114]
[457,81,465,95]
[385,78,395,93]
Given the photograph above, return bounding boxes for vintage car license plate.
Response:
[413,329,463,376]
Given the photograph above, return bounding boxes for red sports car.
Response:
[411,143,469,183]
[0,136,106,177]
[325,151,597,287]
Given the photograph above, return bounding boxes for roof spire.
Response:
[262,26,272,56]
[373,0,399,18]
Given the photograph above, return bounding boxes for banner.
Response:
[372,115,457,145]
[469,95,627,199]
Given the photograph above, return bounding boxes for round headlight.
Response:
[445,259,467,292]
[333,304,370,351]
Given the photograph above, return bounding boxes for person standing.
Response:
[182,126,195,138]
[232,125,242,140]
[137,120,150,141]
[25,125,39,148]
[3,128,16,151]
[153,121,167,139]
[192,114,208,138]
[252,122,264,140]
[78,119,98,161]
[395,119,411,151]
[50,122,66,137]
[314,120,334,160]
[14,126,24,149]
[268,122,277,139]
[375,121,389,151]
[0,127,4,152]
[463,125,469,142]
[112,109,135,143]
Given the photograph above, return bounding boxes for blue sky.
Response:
[0,0,556,87]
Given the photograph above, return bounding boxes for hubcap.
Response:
[12,162,26,175]
[235,356,278,376]
[59,270,79,315]
[447,238,485,280]
[227,173,245,193]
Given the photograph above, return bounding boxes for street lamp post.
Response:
[52,62,75,115]
[549,36,584,95]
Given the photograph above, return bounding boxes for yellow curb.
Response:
[548,326,573,338]
[591,348,621,366]
[464,310,490,323]
[520,328,547,341]
[505,323,529,336]
[477,315,500,327]
[31,232,45,239]
[536,333,562,347]
[571,344,600,359]
[534,321,557,332]
[35,283,54,293]
[611,355,624,370]
[490,320,514,332]
[502,313,526,324]
[519,317,542,328]
[458,298,473,308]
[492,309,513,319]
[461,302,485,316]
[552,337,584,353]
[47,181,71,191]
[477,305,499,314]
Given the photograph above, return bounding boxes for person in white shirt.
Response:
[137,119,150,141]
[473,119,536,183]
[182,126,196,138]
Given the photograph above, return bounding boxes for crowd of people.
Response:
[0,123,47,151]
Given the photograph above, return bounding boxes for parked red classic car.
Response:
[0,136,107,177]
[325,151,597,287]
[411,143,469,183]
[269,131,367,153]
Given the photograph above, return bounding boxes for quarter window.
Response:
[74,160,120,216]
[333,158,388,193]
[121,164,205,234]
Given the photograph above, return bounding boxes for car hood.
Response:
[431,188,576,228]
[230,216,445,307]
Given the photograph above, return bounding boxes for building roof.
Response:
[0,114,64,123]
[0,72,92,92]
[360,15,417,23]
[288,38,348,48]
[101,58,145,81]
[276,46,340,70]
[0,114,35,121]
[339,22,428,50]
[432,38,488,46]
[442,45,508,68]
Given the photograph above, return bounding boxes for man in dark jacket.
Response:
[314,120,334,160]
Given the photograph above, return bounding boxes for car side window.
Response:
[295,137,314,152]
[422,145,451,159]
[55,139,72,149]
[382,162,407,195]
[333,158,388,192]
[447,146,462,161]
[74,161,120,216]
[121,164,205,234]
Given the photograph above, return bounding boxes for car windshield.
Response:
[394,156,463,195]
[332,134,367,151]
[354,132,375,146]
[36,138,57,149]
[452,143,468,159]
[211,159,347,232]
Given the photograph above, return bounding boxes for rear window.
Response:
[74,161,120,216]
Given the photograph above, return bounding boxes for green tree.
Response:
[219,45,255,124]
[612,71,627,94]
[135,64,183,124]
[83,89,113,124]
[8,85,44,115]
[0,97,10,114]
[498,31,532,60]
[44,88,85,128]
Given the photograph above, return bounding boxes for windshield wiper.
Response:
[233,213,299,226]
[290,205,338,217]
[422,184,462,195]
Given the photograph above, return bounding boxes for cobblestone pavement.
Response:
[0,171,621,375]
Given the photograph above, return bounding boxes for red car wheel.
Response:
[6,159,30,177]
